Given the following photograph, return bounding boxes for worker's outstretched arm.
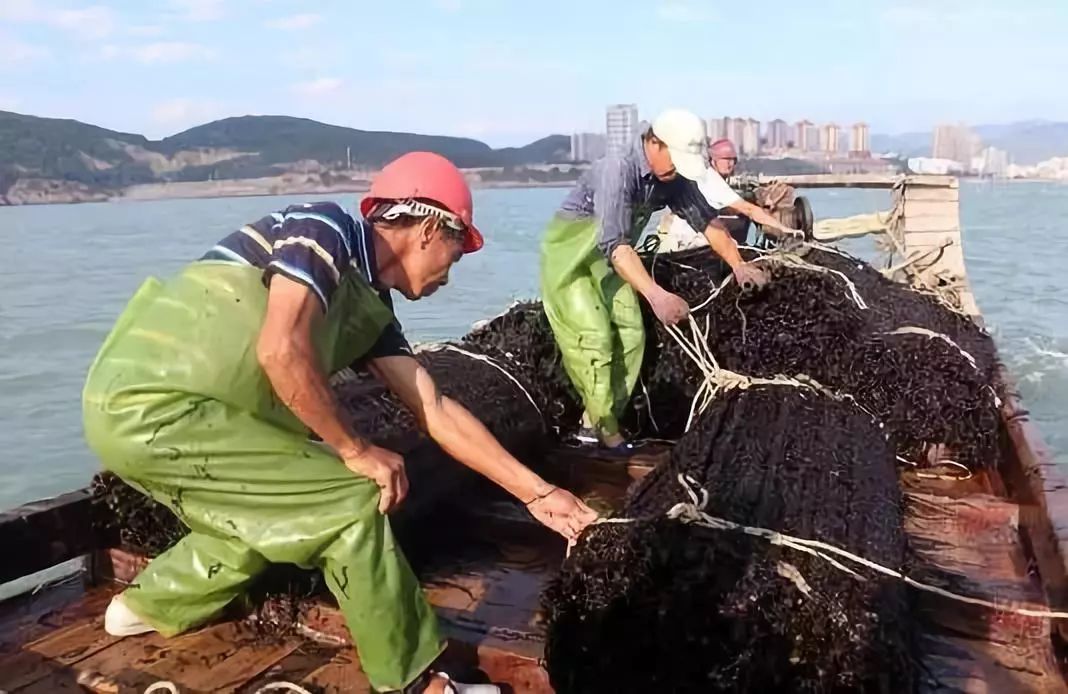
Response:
[701,222,771,290]
[701,220,745,268]
[257,275,408,514]
[726,198,799,238]
[370,354,598,541]
[610,244,690,325]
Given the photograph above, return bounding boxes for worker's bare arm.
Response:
[370,354,598,540]
[610,244,689,325]
[257,275,407,513]
[727,199,799,238]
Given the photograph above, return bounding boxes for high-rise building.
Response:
[820,123,841,154]
[932,123,981,166]
[793,120,813,151]
[850,122,870,156]
[765,119,789,151]
[721,116,747,151]
[742,118,761,156]
[606,104,639,156]
[706,117,727,143]
[570,132,607,162]
[975,146,1009,177]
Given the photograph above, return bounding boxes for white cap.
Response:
[651,109,709,180]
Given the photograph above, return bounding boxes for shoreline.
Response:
[0,177,578,208]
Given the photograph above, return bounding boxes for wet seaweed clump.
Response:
[90,471,187,556]
[457,300,582,438]
[639,245,1002,471]
[544,387,915,693]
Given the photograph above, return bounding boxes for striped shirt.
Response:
[557,123,720,260]
[201,201,412,360]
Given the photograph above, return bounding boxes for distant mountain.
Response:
[871,121,1068,165]
[870,131,930,158]
[0,111,571,195]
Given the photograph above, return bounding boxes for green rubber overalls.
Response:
[83,261,443,692]
[539,216,645,439]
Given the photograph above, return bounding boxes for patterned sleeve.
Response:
[592,156,636,260]
[264,202,353,310]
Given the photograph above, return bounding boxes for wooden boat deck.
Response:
[3,438,1068,693]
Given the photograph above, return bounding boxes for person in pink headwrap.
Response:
[657,138,801,251]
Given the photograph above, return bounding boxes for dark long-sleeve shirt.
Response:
[557,124,720,260]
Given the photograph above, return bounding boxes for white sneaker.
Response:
[103,594,158,637]
[433,673,500,694]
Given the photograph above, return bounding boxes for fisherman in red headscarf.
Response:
[657,138,800,251]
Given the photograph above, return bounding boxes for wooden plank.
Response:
[0,613,124,691]
[996,366,1068,643]
[15,632,170,694]
[902,199,961,219]
[903,214,961,233]
[908,491,1067,692]
[0,583,115,656]
[299,648,372,693]
[904,186,960,202]
[901,231,962,251]
[766,173,958,189]
[235,643,342,693]
[0,489,96,585]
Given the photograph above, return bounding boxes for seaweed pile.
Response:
[544,387,915,693]
[91,302,576,557]
[640,245,1001,470]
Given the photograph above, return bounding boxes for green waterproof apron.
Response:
[539,216,645,438]
[83,261,443,692]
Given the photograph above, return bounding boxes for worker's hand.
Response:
[344,444,409,514]
[732,263,770,292]
[647,288,690,326]
[525,486,599,544]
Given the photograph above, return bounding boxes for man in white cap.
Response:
[540,108,768,452]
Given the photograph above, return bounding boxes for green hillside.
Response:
[0,111,571,194]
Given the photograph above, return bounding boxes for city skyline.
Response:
[2,0,1066,147]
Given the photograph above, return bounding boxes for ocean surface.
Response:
[1,181,1065,511]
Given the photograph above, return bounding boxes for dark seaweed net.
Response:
[544,387,915,693]
[639,246,1001,470]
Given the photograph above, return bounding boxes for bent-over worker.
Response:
[83,152,597,694]
[657,137,800,251]
[540,109,778,452]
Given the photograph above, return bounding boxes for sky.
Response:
[1,0,1067,147]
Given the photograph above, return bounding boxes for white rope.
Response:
[142,683,314,694]
[663,317,872,431]
[884,326,978,370]
[143,683,179,694]
[430,344,542,420]
[751,252,869,310]
[592,474,1068,620]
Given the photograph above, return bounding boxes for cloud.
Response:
[169,0,225,22]
[128,25,165,37]
[0,35,50,66]
[292,77,344,97]
[52,5,117,39]
[0,0,41,22]
[265,13,321,30]
[0,2,118,39]
[95,42,216,64]
[657,1,715,22]
[150,98,226,129]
